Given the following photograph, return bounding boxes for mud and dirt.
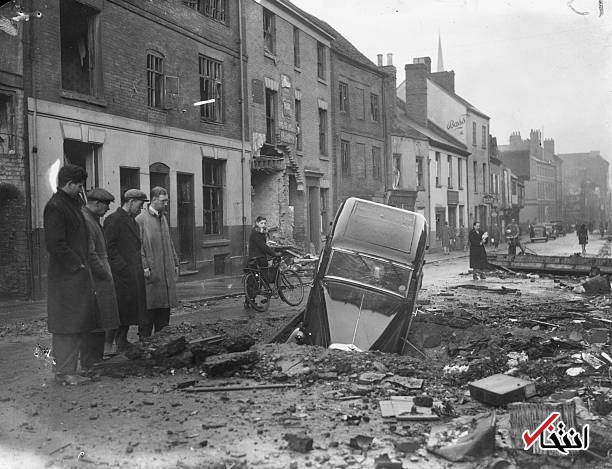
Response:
[1,256,612,468]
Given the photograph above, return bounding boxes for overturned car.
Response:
[299,197,427,354]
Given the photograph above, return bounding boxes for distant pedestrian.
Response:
[529,223,535,239]
[82,188,120,358]
[136,187,180,337]
[43,164,96,386]
[505,218,525,255]
[469,222,488,280]
[441,222,451,255]
[600,221,605,239]
[577,223,588,255]
[104,189,148,350]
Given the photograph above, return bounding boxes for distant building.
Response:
[499,130,562,225]
[558,151,609,227]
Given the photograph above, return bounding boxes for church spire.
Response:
[437,32,444,72]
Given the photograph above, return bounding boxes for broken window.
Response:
[64,140,100,190]
[147,52,164,109]
[60,0,101,96]
[265,88,277,144]
[0,93,15,152]
[202,158,224,235]
[183,0,227,24]
[263,9,275,54]
[199,55,223,123]
[294,98,302,151]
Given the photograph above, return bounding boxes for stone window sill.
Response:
[60,89,107,107]
[202,238,230,248]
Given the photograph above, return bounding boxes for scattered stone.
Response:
[284,433,313,453]
[412,396,433,407]
[394,439,420,453]
[358,372,386,385]
[202,350,260,377]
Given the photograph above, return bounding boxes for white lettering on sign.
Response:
[447,116,466,130]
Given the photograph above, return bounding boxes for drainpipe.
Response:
[426,154,432,244]
[23,0,39,298]
[238,0,247,260]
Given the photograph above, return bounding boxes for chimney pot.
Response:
[377,54,383,66]
[386,53,393,65]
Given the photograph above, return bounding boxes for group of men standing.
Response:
[44,164,179,385]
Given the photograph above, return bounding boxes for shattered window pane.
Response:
[326,249,412,296]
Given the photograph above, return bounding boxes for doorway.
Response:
[177,173,195,264]
[150,162,170,221]
[308,186,321,253]
[435,207,446,240]
[64,140,100,190]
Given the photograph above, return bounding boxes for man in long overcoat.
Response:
[136,187,180,337]
[82,188,120,357]
[44,164,96,385]
[469,221,488,280]
[103,189,148,350]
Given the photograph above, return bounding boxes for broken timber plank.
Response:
[183,383,297,392]
[488,253,612,275]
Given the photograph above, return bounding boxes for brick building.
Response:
[0,1,30,297]
[18,0,252,297]
[244,0,334,253]
[558,151,609,227]
[499,130,563,225]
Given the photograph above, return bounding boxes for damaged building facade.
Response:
[17,0,250,296]
[244,0,334,253]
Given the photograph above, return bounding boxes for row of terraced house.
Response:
[0,0,607,298]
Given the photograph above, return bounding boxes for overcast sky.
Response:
[291,0,612,161]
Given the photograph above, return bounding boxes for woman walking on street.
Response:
[469,222,489,280]
[578,223,588,255]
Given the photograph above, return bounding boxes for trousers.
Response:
[52,331,105,375]
[139,308,170,338]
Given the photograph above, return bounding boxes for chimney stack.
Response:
[386,53,393,66]
[377,54,383,66]
[403,57,431,126]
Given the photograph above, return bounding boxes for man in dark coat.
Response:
[44,164,96,385]
[103,189,148,350]
[82,188,120,357]
[469,221,488,280]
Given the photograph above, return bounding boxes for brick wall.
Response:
[0,89,29,297]
[30,0,243,141]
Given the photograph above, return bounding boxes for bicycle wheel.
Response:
[243,272,270,312]
[277,270,304,306]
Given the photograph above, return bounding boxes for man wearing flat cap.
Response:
[82,188,120,360]
[103,189,148,350]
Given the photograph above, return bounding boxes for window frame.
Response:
[339,81,349,114]
[293,27,300,68]
[294,98,302,151]
[317,42,326,80]
[265,88,277,144]
[435,152,441,187]
[318,107,328,156]
[458,158,464,190]
[182,0,227,25]
[202,158,224,236]
[416,156,424,188]
[372,146,382,180]
[340,139,351,176]
[447,155,453,189]
[199,55,224,123]
[0,92,15,151]
[370,93,379,122]
[263,9,275,55]
[472,122,477,146]
[147,51,165,109]
[482,125,487,149]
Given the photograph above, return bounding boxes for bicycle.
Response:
[243,253,305,312]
